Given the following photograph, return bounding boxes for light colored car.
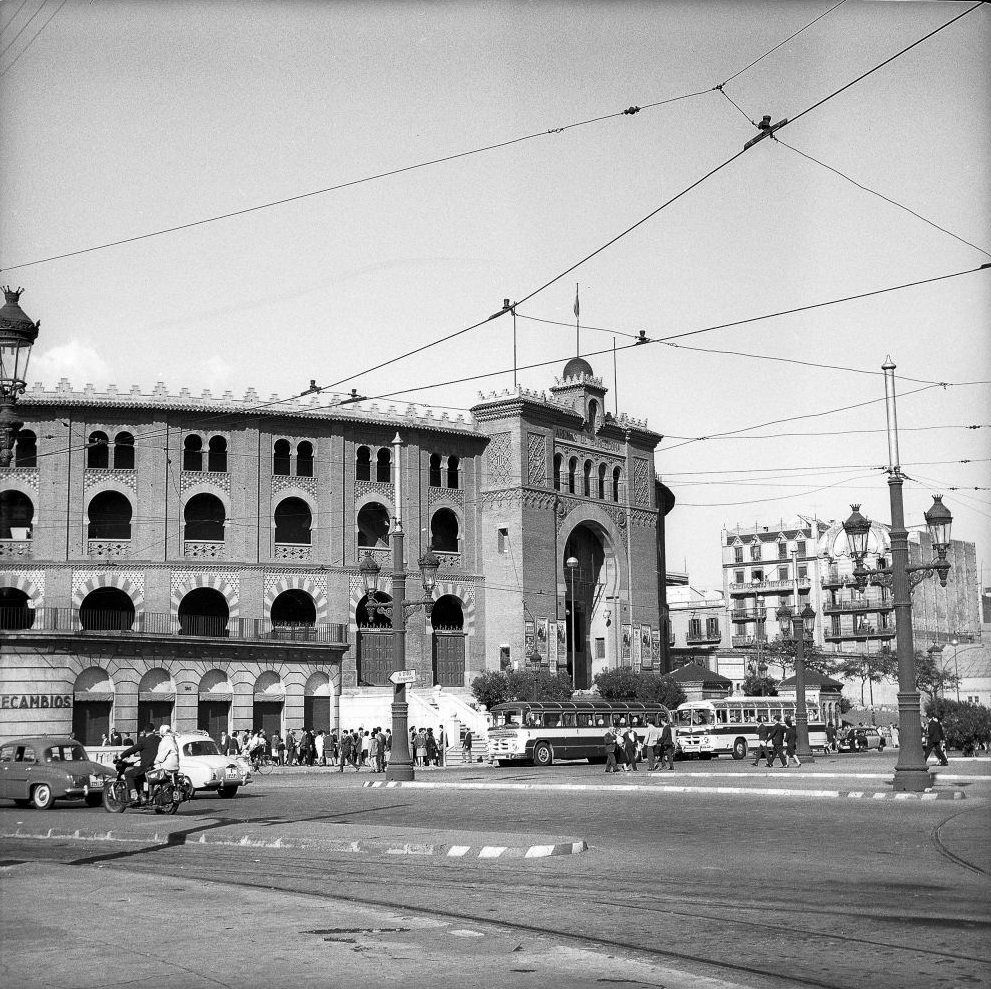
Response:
[175,731,249,798]
[0,736,114,809]
[839,726,884,752]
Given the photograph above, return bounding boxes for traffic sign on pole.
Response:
[389,669,417,685]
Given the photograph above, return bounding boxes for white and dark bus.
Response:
[486,699,672,767]
[675,697,828,760]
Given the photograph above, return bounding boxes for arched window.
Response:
[355,446,371,482]
[87,431,109,469]
[274,497,312,544]
[271,589,316,626]
[208,436,227,473]
[597,463,607,500]
[357,502,390,547]
[612,466,622,502]
[113,432,134,470]
[14,429,36,468]
[79,588,135,631]
[447,456,460,490]
[376,448,391,483]
[183,434,203,472]
[430,508,459,552]
[183,493,226,541]
[587,399,599,433]
[273,439,291,476]
[568,457,578,495]
[429,453,442,487]
[583,460,592,497]
[553,454,562,492]
[0,490,34,539]
[296,441,314,477]
[87,491,132,540]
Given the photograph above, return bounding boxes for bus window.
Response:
[716,710,729,724]
[577,713,593,728]
[612,715,627,728]
[562,713,577,728]
[728,709,741,724]
[525,712,540,727]
[542,714,560,727]
[743,708,757,722]
[676,709,694,727]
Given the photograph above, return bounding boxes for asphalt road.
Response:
[2,756,989,989]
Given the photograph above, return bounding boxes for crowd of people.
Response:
[208,725,459,771]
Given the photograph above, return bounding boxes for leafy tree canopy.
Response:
[593,668,686,708]
[740,672,778,697]
[470,670,574,707]
[924,697,991,756]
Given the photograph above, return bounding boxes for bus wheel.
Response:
[532,742,553,767]
[732,738,748,761]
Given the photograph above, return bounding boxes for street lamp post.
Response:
[841,357,954,793]
[776,602,816,763]
[0,287,40,468]
[565,556,579,689]
[358,433,440,783]
[950,637,960,702]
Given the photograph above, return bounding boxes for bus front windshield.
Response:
[677,709,713,727]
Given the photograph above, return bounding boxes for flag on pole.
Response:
[573,285,580,319]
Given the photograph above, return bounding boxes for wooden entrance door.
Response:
[197,701,229,741]
[432,632,465,687]
[357,629,394,686]
[72,701,111,745]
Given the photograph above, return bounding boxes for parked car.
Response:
[838,726,884,752]
[0,736,114,809]
[175,731,249,798]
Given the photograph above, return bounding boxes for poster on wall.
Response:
[548,621,558,673]
[524,620,535,664]
[651,629,661,670]
[640,625,653,671]
[622,624,632,666]
[537,618,549,666]
[632,625,642,671]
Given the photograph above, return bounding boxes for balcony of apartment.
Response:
[822,599,893,615]
[728,577,811,593]
[0,607,349,646]
[821,569,851,589]
[687,631,722,645]
[824,625,895,643]
[731,634,765,648]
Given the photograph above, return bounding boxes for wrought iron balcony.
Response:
[822,599,893,614]
[687,631,722,645]
[824,626,895,642]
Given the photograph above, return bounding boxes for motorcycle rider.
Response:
[153,724,180,778]
[117,724,161,803]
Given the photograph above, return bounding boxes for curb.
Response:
[1,827,588,859]
[363,780,965,800]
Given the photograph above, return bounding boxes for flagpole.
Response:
[574,282,580,357]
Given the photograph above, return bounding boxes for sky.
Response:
[1,0,989,593]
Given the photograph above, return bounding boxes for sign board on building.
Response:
[388,670,417,686]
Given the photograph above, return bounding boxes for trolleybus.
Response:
[486,699,672,766]
[675,697,828,760]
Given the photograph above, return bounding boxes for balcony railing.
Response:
[823,599,893,614]
[821,570,850,588]
[728,577,811,592]
[0,607,348,645]
[274,542,312,562]
[0,537,32,558]
[687,631,722,645]
[184,540,226,559]
[731,635,765,648]
[824,627,895,642]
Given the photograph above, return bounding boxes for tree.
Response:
[764,638,840,678]
[924,697,991,756]
[832,652,897,707]
[914,650,962,701]
[470,669,574,707]
[470,670,510,709]
[741,671,778,697]
[593,669,686,708]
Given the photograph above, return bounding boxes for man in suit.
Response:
[659,721,677,771]
[767,715,787,768]
[924,714,949,766]
[603,726,619,773]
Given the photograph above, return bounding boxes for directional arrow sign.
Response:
[389,670,417,685]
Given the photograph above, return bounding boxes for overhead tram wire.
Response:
[0,0,32,36]
[0,0,68,79]
[0,87,714,274]
[0,0,47,59]
[774,138,991,259]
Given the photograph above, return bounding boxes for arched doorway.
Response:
[79,587,135,631]
[356,593,393,686]
[271,588,317,641]
[72,667,114,744]
[431,595,465,687]
[137,668,176,730]
[253,672,284,735]
[563,524,617,689]
[304,672,332,731]
[178,587,230,637]
[198,670,232,739]
[0,587,34,630]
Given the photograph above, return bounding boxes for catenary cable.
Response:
[0,0,67,78]
[0,0,46,58]
[0,0,32,36]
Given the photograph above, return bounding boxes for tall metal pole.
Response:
[952,639,960,702]
[568,565,577,690]
[386,433,414,782]
[792,615,814,762]
[883,359,932,792]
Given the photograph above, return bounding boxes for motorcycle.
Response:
[103,760,194,815]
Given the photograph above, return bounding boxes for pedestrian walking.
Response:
[784,715,801,767]
[339,731,351,772]
[890,724,900,748]
[375,727,387,773]
[314,730,325,766]
[622,724,639,772]
[368,728,380,771]
[425,728,438,768]
[462,729,473,763]
[767,715,787,768]
[659,720,676,770]
[923,714,949,766]
[285,729,297,766]
[642,718,662,771]
[752,716,769,766]
[603,725,619,773]
[825,722,837,754]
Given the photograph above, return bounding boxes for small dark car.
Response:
[0,736,115,809]
[838,726,884,752]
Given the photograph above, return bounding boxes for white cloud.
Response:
[29,339,113,390]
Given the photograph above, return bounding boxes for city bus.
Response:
[675,697,828,760]
[486,699,672,767]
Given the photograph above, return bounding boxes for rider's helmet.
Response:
[159,724,172,736]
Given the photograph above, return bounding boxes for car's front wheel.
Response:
[31,783,55,810]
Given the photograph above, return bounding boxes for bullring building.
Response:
[1,297,670,745]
